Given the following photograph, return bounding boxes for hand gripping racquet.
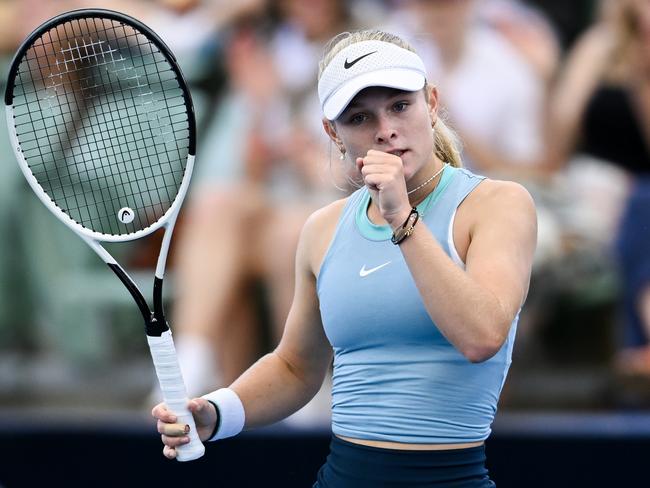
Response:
[5,9,204,461]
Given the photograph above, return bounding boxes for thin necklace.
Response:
[407,163,448,195]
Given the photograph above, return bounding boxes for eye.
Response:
[393,101,409,113]
[348,113,368,125]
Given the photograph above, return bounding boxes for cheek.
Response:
[340,132,370,160]
[343,142,364,163]
[411,124,436,157]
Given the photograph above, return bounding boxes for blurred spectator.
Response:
[385,0,551,179]
[165,0,354,398]
[547,0,650,377]
[480,0,561,85]
[144,0,266,82]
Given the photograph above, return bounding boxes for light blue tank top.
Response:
[317,165,519,444]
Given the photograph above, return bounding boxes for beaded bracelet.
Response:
[391,207,419,245]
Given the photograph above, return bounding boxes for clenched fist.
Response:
[356,149,411,228]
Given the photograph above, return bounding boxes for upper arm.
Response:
[552,26,612,119]
[273,206,337,386]
[548,25,614,166]
[463,181,537,322]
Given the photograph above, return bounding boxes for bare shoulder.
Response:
[306,197,349,227]
[302,197,349,239]
[467,179,535,214]
[458,179,537,235]
[458,178,537,241]
[298,197,350,275]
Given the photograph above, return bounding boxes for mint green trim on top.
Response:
[355,164,457,241]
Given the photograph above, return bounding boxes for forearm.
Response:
[397,224,514,362]
[228,350,327,430]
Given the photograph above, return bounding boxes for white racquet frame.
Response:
[5,8,205,461]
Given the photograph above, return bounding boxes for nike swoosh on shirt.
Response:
[359,261,392,277]
[344,51,377,69]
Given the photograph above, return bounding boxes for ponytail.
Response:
[434,118,463,168]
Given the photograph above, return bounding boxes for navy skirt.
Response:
[313,435,495,488]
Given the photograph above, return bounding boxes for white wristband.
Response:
[201,388,245,441]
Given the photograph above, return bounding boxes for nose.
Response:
[374,115,397,145]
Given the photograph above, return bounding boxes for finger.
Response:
[361,167,393,184]
[367,149,389,158]
[157,420,190,436]
[151,402,166,418]
[365,150,400,163]
[162,434,191,448]
[363,174,386,191]
[188,398,204,413]
[361,164,389,177]
[163,445,177,460]
[151,403,177,423]
[188,398,212,422]
[362,161,403,181]
[360,157,393,169]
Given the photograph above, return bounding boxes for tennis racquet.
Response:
[5,8,204,461]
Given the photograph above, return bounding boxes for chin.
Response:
[404,170,420,184]
[404,160,425,180]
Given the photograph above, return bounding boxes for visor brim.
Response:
[322,69,426,121]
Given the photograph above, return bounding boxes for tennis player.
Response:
[153,29,537,487]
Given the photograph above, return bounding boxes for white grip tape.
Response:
[148,330,205,461]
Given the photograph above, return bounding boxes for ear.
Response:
[426,85,439,126]
[322,118,342,146]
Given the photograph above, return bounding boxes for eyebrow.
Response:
[345,89,414,111]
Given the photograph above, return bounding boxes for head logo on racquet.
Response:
[118,207,135,224]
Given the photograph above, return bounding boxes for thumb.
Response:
[189,398,216,425]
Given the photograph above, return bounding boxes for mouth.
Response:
[388,149,407,158]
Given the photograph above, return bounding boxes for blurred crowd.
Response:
[0,0,649,412]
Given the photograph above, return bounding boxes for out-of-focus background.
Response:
[1,0,649,486]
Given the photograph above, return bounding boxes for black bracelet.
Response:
[391,207,419,245]
[206,399,221,441]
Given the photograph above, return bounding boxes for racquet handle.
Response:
[148,330,205,461]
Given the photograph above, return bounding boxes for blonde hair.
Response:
[318,29,463,168]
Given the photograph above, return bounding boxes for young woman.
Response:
[152,30,537,487]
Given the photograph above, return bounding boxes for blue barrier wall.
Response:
[1,413,649,487]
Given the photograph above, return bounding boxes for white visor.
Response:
[318,40,427,121]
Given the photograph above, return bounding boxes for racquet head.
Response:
[5,9,196,242]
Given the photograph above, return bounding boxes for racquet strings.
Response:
[10,17,190,236]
